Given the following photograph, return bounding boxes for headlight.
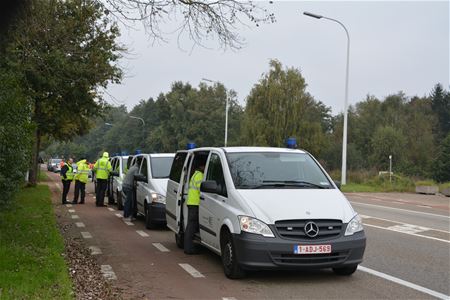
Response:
[238,216,274,237]
[151,193,166,204]
[345,214,364,236]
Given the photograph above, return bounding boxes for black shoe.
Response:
[79,201,85,204]
[184,249,200,255]
[72,201,78,204]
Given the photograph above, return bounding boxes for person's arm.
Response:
[93,160,99,171]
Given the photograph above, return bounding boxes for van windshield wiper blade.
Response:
[263,180,329,189]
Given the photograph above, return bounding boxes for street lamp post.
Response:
[202,78,229,147]
[303,11,350,185]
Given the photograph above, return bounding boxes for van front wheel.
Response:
[332,265,358,276]
[221,232,245,279]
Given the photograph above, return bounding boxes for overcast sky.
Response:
[105,1,449,115]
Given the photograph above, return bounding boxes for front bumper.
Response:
[232,230,366,270]
[148,202,167,224]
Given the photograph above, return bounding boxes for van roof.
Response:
[149,153,175,158]
[192,146,307,154]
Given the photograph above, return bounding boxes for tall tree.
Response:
[430,84,450,140]
[5,0,123,185]
[242,59,331,156]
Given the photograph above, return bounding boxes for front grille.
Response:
[274,219,343,240]
[271,251,349,266]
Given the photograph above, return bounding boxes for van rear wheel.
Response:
[332,265,358,276]
[221,231,245,279]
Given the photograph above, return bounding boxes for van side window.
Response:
[169,152,187,183]
[206,154,227,197]
[113,159,120,172]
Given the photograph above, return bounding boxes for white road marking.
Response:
[68,209,75,213]
[351,201,450,219]
[364,224,450,244]
[178,263,205,278]
[75,222,85,228]
[359,214,371,219]
[81,232,92,239]
[223,298,238,300]
[65,204,72,208]
[417,205,432,209]
[108,207,115,211]
[358,266,449,300]
[362,214,449,233]
[387,224,430,234]
[71,215,80,219]
[152,243,170,252]
[136,230,149,237]
[89,246,102,255]
[115,213,123,218]
[100,265,117,280]
[124,221,134,226]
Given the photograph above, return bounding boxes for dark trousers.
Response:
[123,185,133,218]
[74,180,86,204]
[96,179,107,206]
[61,180,72,204]
[184,205,199,253]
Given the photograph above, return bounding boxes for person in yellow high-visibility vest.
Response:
[93,152,112,207]
[73,157,90,204]
[60,158,74,204]
[184,162,205,254]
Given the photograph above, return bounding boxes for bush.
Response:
[0,70,33,205]
[414,180,437,186]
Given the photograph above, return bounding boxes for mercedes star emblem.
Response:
[304,221,319,238]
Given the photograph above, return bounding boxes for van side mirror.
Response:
[134,174,147,182]
[111,171,119,177]
[200,181,220,194]
[334,180,341,190]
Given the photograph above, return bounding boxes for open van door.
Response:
[166,151,188,236]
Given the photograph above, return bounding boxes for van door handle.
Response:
[172,189,177,193]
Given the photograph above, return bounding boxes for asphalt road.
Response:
[47,172,450,299]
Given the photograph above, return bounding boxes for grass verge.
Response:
[0,185,73,299]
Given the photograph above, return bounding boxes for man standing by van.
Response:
[60,157,74,204]
[184,162,205,254]
[122,163,139,220]
[93,152,112,207]
[73,156,90,204]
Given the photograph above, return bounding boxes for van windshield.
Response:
[51,159,61,164]
[226,152,332,189]
[150,156,174,179]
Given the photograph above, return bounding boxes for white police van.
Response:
[165,147,366,278]
[132,153,175,228]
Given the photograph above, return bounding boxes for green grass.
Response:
[439,182,450,192]
[339,174,415,193]
[414,180,437,186]
[0,185,73,299]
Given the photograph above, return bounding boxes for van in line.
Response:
[165,147,366,278]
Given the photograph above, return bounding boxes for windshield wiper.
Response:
[262,180,329,189]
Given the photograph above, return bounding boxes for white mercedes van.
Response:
[165,147,366,279]
[132,153,175,228]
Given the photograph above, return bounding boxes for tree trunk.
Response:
[28,128,41,186]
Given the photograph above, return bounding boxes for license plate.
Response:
[294,244,332,254]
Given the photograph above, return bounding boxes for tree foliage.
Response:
[4,0,123,185]
[241,60,331,157]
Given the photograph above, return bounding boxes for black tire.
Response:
[175,232,184,249]
[116,191,123,210]
[145,203,156,229]
[220,230,245,279]
[332,265,358,276]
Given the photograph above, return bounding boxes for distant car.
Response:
[47,158,62,172]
